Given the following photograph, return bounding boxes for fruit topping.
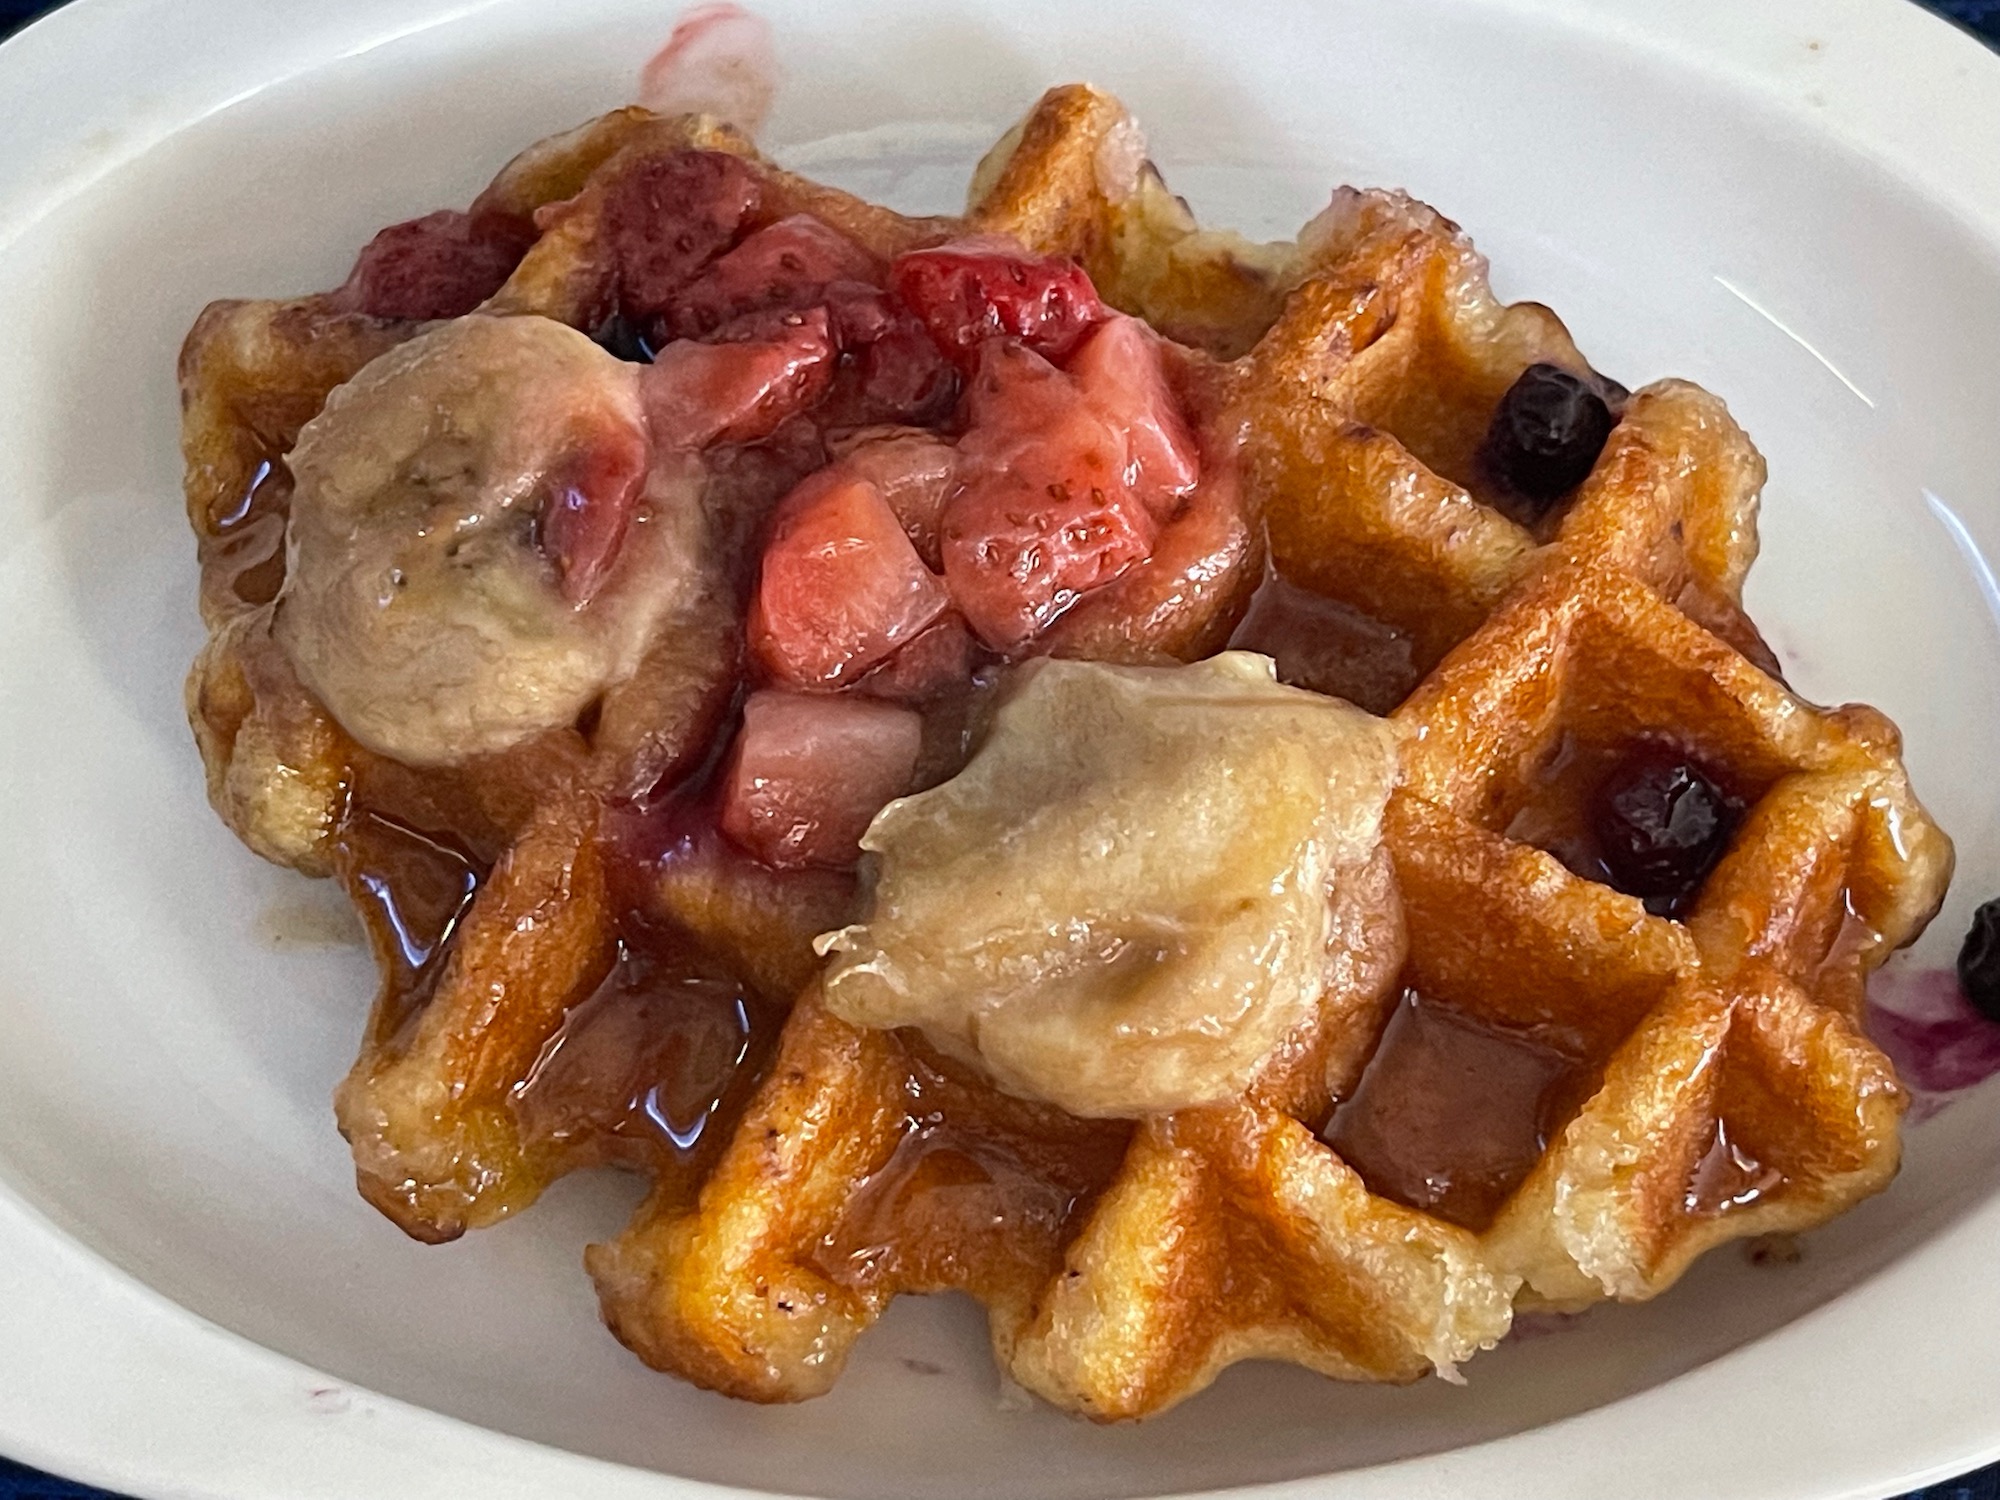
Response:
[855,613,978,705]
[1478,362,1616,519]
[817,653,1403,1117]
[750,469,952,688]
[1066,315,1201,505]
[891,238,1105,369]
[332,209,533,322]
[1956,898,2000,1023]
[720,690,923,869]
[1591,746,1741,915]
[822,283,962,428]
[941,335,1182,649]
[666,214,882,340]
[826,426,958,566]
[639,308,835,448]
[602,149,763,320]
[276,316,715,766]
[534,421,652,607]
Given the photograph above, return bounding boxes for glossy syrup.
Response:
[334,810,483,1048]
[511,934,781,1175]
[1684,1116,1783,1216]
[201,456,292,616]
[1323,988,1591,1230]
[1227,567,1421,716]
[813,1053,1129,1291]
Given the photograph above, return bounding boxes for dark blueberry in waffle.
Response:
[1481,362,1616,519]
[1593,748,1741,915]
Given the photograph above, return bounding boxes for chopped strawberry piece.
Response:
[640,308,835,449]
[666,215,882,339]
[603,150,763,318]
[1039,448,1253,663]
[856,613,978,704]
[827,426,957,566]
[1067,314,1201,507]
[720,690,923,869]
[535,419,653,606]
[750,470,952,687]
[940,343,1158,649]
[821,283,960,426]
[333,210,532,321]
[891,238,1105,369]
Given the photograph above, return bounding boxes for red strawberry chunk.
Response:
[827,426,958,566]
[333,210,532,321]
[890,237,1105,369]
[602,149,763,318]
[750,470,952,687]
[640,308,834,449]
[939,343,1158,649]
[1067,314,1201,508]
[667,215,882,339]
[720,690,923,869]
[535,419,653,606]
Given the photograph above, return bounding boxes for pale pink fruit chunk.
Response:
[750,470,952,687]
[720,690,922,869]
[1067,314,1201,509]
[639,308,834,449]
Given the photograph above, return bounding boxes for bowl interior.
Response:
[2,1,1999,1496]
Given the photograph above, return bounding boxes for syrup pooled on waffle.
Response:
[179,80,1952,1420]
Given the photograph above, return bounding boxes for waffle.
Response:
[178,78,1952,1421]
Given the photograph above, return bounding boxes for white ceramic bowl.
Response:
[4,2,2000,1497]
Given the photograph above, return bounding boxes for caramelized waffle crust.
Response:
[179,82,1952,1420]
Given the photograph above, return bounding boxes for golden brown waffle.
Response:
[179,80,1952,1421]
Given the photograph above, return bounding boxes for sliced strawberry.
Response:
[640,308,834,449]
[602,149,763,318]
[666,215,882,339]
[855,612,978,704]
[333,210,532,321]
[749,470,951,687]
[535,417,653,606]
[826,426,957,566]
[719,690,923,869]
[1067,314,1201,507]
[890,237,1105,369]
[940,343,1158,649]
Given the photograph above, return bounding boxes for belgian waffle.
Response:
[178,79,1952,1422]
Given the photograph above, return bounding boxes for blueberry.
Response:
[1480,363,1616,520]
[1956,898,2000,1022]
[1592,747,1741,915]
[596,312,656,364]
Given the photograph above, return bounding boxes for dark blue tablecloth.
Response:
[3,0,1997,1496]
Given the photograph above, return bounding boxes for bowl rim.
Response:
[3,1,1999,1497]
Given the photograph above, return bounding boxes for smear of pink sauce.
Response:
[638,4,779,136]
[1510,1309,1592,1341]
[1864,963,2000,1120]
